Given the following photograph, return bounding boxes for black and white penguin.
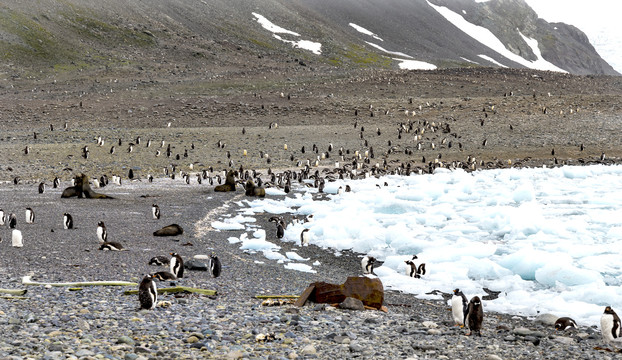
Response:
[63,213,73,230]
[276,222,284,239]
[12,229,23,248]
[8,213,17,229]
[300,228,310,246]
[601,306,621,345]
[170,252,184,278]
[138,274,158,310]
[361,256,377,275]
[53,177,60,188]
[38,182,45,194]
[208,253,222,278]
[465,296,484,336]
[451,288,468,326]
[554,317,577,331]
[99,241,124,251]
[25,208,35,224]
[0,209,5,226]
[96,221,107,243]
[404,260,426,279]
[149,255,170,266]
[151,271,177,281]
[152,204,161,220]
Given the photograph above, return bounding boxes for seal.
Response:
[245,179,266,197]
[153,224,184,237]
[214,170,238,192]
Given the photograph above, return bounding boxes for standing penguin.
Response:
[276,222,284,239]
[25,208,35,224]
[208,253,222,278]
[451,288,468,326]
[170,252,184,278]
[361,256,377,275]
[300,228,310,246]
[465,296,484,336]
[38,182,45,194]
[0,209,5,226]
[601,306,621,345]
[8,213,17,229]
[138,274,158,310]
[63,213,74,230]
[152,204,161,220]
[96,221,107,243]
[12,229,23,248]
[404,259,426,278]
[53,177,60,188]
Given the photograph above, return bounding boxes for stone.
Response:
[427,329,442,335]
[552,336,575,345]
[339,297,365,311]
[117,336,135,345]
[422,321,438,328]
[184,260,208,271]
[534,313,558,326]
[186,336,200,344]
[301,345,317,355]
[225,350,244,359]
[307,277,384,310]
[485,355,503,360]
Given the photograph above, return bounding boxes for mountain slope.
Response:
[0,0,617,79]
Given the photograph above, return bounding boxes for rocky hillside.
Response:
[0,0,617,81]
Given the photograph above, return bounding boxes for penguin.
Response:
[152,204,161,220]
[151,271,177,281]
[601,306,621,345]
[12,229,23,248]
[170,252,184,278]
[38,182,45,194]
[451,288,468,326]
[208,253,222,278]
[8,213,17,229]
[465,296,484,336]
[300,228,310,246]
[554,317,577,331]
[25,208,35,224]
[276,222,284,239]
[404,260,426,278]
[96,221,107,243]
[53,177,60,188]
[63,213,73,230]
[361,256,376,275]
[99,241,124,251]
[149,255,170,266]
[0,209,4,226]
[138,274,158,310]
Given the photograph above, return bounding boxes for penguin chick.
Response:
[465,296,484,336]
[170,252,184,278]
[361,256,376,275]
[601,306,622,345]
[208,253,222,278]
[149,255,170,266]
[451,288,468,327]
[138,274,158,310]
[99,241,125,251]
[554,317,577,331]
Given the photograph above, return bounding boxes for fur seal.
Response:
[153,224,184,237]
[245,179,266,197]
[138,274,158,310]
[61,174,114,199]
[465,296,484,336]
[214,170,237,192]
[170,252,184,278]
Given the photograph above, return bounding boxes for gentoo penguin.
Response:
[451,288,468,326]
[53,177,60,188]
[465,296,484,336]
[12,229,23,248]
[149,255,170,266]
[96,221,107,242]
[405,260,426,278]
[138,274,158,310]
[276,222,284,239]
[63,213,73,230]
[554,317,577,331]
[8,213,17,229]
[208,253,222,278]
[38,182,45,194]
[601,306,621,345]
[151,271,177,281]
[361,256,377,275]
[99,241,124,251]
[300,228,310,246]
[25,208,35,224]
[170,252,184,278]
[152,204,161,220]
[0,209,5,226]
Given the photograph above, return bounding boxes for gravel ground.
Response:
[0,176,616,360]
